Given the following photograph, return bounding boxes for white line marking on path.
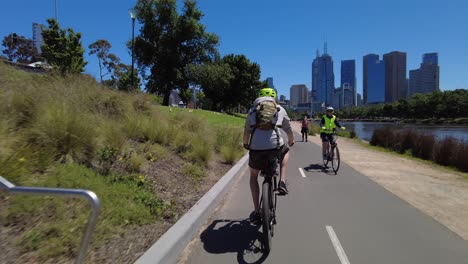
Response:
[299,168,307,178]
[326,225,351,264]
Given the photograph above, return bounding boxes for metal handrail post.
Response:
[0,176,101,264]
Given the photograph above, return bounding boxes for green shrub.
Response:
[144,143,168,161]
[220,145,243,164]
[9,89,38,128]
[181,162,206,182]
[308,123,321,136]
[126,151,145,172]
[172,130,192,153]
[123,113,145,140]
[97,119,126,151]
[187,137,213,166]
[3,163,166,260]
[90,93,127,118]
[27,103,96,164]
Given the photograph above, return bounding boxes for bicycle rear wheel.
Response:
[331,145,340,174]
[261,181,272,253]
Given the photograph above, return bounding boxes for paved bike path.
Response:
[179,134,468,264]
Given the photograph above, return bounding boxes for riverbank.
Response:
[292,122,468,240]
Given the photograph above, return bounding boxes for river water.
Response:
[340,122,468,142]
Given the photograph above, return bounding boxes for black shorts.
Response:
[301,127,309,134]
[248,144,289,170]
[320,132,336,143]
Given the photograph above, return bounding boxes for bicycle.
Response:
[321,128,342,174]
[258,156,280,253]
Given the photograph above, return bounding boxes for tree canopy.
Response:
[1,33,41,63]
[134,0,219,105]
[336,89,468,119]
[41,18,87,75]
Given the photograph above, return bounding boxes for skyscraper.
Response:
[266,77,274,88]
[290,84,308,107]
[32,23,44,54]
[383,51,407,102]
[312,43,334,112]
[363,54,385,104]
[409,53,439,96]
[423,53,438,65]
[341,59,356,107]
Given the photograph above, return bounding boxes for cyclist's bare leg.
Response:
[280,151,290,182]
[249,167,260,212]
[322,141,329,157]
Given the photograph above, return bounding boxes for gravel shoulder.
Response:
[293,122,468,240]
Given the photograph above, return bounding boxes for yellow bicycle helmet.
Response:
[258,88,277,99]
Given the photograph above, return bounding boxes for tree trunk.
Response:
[163,88,171,106]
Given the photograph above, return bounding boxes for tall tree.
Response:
[41,18,87,75]
[1,33,41,63]
[188,62,233,111]
[88,39,120,82]
[222,54,262,109]
[134,0,219,105]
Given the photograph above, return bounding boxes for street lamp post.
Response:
[129,8,136,90]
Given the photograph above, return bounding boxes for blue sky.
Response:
[1,0,467,99]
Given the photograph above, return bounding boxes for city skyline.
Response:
[0,0,467,99]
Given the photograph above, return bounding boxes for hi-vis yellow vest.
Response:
[322,115,336,134]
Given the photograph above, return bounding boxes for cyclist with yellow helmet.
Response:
[243,88,294,224]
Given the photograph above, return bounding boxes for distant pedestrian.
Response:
[301,116,310,142]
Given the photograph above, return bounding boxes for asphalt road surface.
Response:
[180,133,468,264]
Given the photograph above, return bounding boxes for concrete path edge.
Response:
[134,153,249,264]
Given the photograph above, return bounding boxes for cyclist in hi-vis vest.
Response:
[320,107,346,161]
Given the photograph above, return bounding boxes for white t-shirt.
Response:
[244,97,292,150]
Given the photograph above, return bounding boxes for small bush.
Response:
[177,112,204,132]
[132,95,152,113]
[186,137,213,166]
[123,113,145,140]
[411,133,435,160]
[90,93,127,118]
[432,136,458,166]
[308,123,321,136]
[454,141,468,172]
[349,130,357,139]
[97,120,126,151]
[370,126,395,148]
[181,162,206,182]
[396,129,416,154]
[220,145,243,165]
[27,103,96,164]
[142,143,168,162]
[126,151,145,172]
[9,89,38,128]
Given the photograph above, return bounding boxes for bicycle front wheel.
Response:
[331,145,340,174]
[261,181,272,253]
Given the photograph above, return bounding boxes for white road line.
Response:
[326,225,351,264]
[299,168,307,178]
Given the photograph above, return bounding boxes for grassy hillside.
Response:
[0,63,245,263]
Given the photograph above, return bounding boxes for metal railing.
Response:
[0,176,100,264]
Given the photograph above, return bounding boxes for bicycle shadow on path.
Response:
[200,219,269,264]
[303,163,335,175]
